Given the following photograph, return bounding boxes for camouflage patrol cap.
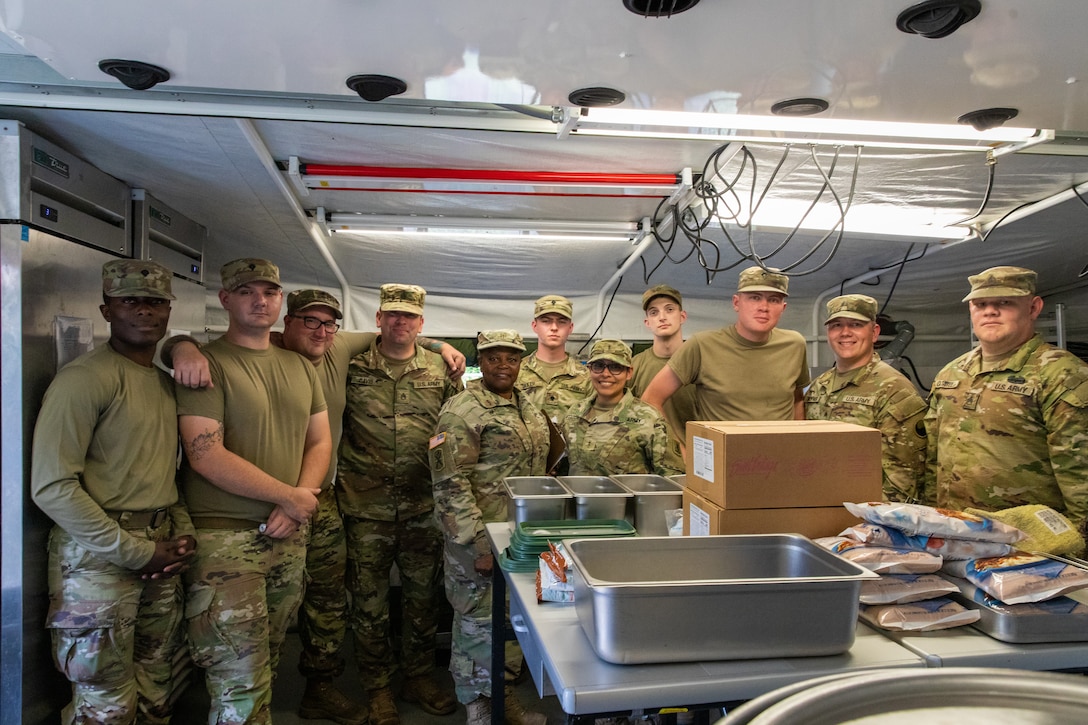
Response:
[287,289,342,319]
[102,259,176,300]
[533,294,573,319]
[379,283,426,315]
[221,258,280,291]
[642,284,682,310]
[476,329,526,352]
[962,266,1038,302]
[737,266,789,296]
[825,294,878,324]
[587,339,633,368]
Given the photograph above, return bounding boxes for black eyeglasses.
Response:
[293,315,340,333]
[587,361,628,374]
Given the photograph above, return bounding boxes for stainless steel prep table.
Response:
[485,523,928,720]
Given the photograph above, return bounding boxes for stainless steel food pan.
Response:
[610,474,683,536]
[503,476,572,525]
[566,534,878,664]
[558,476,632,521]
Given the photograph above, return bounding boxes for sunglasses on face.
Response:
[587,361,628,374]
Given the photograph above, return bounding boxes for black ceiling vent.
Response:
[568,87,626,107]
[623,0,701,17]
[958,107,1019,131]
[346,74,407,102]
[896,0,982,39]
[98,59,170,90]
[771,97,830,116]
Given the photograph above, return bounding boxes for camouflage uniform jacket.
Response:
[337,341,461,521]
[924,334,1088,532]
[429,385,550,553]
[562,391,683,478]
[515,352,592,423]
[805,353,927,502]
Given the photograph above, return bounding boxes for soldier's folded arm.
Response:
[160,334,213,389]
[179,413,321,522]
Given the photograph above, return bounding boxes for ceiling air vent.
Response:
[98,59,170,90]
[568,87,626,107]
[623,0,701,17]
[771,98,830,117]
[346,74,408,102]
[958,107,1019,131]
[896,0,982,39]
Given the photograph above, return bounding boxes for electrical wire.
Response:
[578,276,623,356]
[878,243,917,316]
[646,140,865,282]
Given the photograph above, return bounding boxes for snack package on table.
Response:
[964,505,1086,557]
[814,536,943,574]
[859,596,980,631]
[958,580,1088,617]
[844,501,1026,544]
[942,552,1088,605]
[840,522,1016,561]
[536,541,575,603]
[859,573,960,605]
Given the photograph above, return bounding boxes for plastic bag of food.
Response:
[859,573,960,605]
[536,542,575,603]
[844,502,1025,544]
[814,536,943,574]
[943,553,1088,604]
[965,505,1086,556]
[958,581,1088,616]
[840,522,1016,561]
[860,597,980,631]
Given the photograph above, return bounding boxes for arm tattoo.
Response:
[185,422,224,462]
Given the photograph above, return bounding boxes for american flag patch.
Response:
[429,432,446,449]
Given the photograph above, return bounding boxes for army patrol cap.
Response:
[476,329,526,352]
[586,339,633,368]
[642,284,683,311]
[825,294,878,324]
[287,289,343,319]
[737,265,789,296]
[533,294,573,320]
[962,266,1038,302]
[221,257,281,291]
[102,259,176,300]
[379,283,426,315]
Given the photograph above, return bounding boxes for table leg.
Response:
[491,561,506,725]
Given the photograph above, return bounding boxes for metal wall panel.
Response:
[11,227,205,724]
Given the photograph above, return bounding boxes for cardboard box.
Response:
[682,489,861,538]
[685,420,881,509]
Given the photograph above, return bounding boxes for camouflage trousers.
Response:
[297,488,349,681]
[184,525,306,725]
[45,523,185,725]
[442,537,522,705]
[342,511,443,689]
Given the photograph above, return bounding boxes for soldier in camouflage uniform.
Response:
[176,258,331,725]
[516,294,592,423]
[31,260,196,724]
[563,339,682,478]
[805,294,927,502]
[429,330,550,725]
[336,284,461,724]
[924,266,1088,537]
[161,289,465,725]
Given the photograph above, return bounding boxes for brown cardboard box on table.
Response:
[684,420,881,510]
[682,488,862,537]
